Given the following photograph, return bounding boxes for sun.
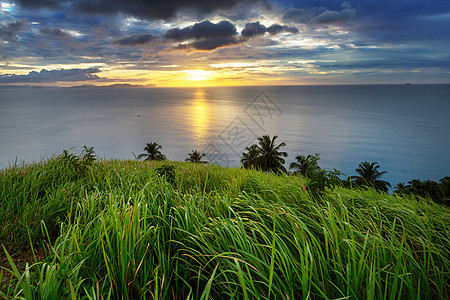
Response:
[183,69,215,81]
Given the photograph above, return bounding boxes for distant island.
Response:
[0,83,156,89]
[0,84,60,89]
[66,83,157,88]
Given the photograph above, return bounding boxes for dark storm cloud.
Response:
[241,22,298,38]
[0,20,26,42]
[164,20,240,51]
[0,68,101,83]
[14,0,267,20]
[14,0,61,9]
[6,0,450,83]
[183,37,240,51]
[40,27,72,39]
[165,20,297,51]
[164,20,237,42]
[266,24,298,35]
[113,33,158,46]
[241,22,266,38]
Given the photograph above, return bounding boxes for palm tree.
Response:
[241,145,260,169]
[289,153,321,176]
[395,182,406,189]
[393,182,407,196]
[353,161,391,193]
[254,135,288,173]
[408,179,422,188]
[137,142,166,161]
[185,150,208,163]
[395,182,406,191]
[439,177,450,203]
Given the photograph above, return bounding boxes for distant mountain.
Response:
[0,84,60,89]
[67,83,156,88]
[103,83,156,88]
[0,83,156,89]
[66,84,99,88]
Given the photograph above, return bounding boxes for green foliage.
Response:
[60,146,97,176]
[306,168,344,196]
[137,142,166,161]
[240,144,259,169]
[241,135,287,173]
[1,159,449,299]
[289,153,321,176]
[395,177,449,206]
[288,152,344,196]
[440,176,450,202]
[349,161,391,193]
[185,150,208,163]
[154,164,176,184]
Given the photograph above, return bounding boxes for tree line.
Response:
[137,136,449,205]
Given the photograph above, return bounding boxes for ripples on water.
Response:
[0,84,449,186]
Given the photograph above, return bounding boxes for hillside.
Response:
[1,158,449,299]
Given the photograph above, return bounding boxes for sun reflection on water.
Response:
[190,89,210,147]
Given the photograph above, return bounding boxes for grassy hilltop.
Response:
[0,157,449,299]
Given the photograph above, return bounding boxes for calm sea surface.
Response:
[0,85,449,187]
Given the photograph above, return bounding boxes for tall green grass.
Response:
[0,158,449,299]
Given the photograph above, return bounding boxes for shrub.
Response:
[307,168,344,196]
[59,146,97,176]
[154,164,176,184]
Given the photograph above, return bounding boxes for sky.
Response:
[0,0,449,87]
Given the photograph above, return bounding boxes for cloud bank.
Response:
[1,0,449,85]
[40,27,72,39]
[163,20,240,51]
[164,20,237,42]
[0,68,101,83]
[0,20,26,42]
[15,0,268,20]
[241,22,298,39]
[113,33,158,46]
[283,3,356,25]
[164,20,298,51]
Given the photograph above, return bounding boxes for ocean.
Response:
[0,84,449,187]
